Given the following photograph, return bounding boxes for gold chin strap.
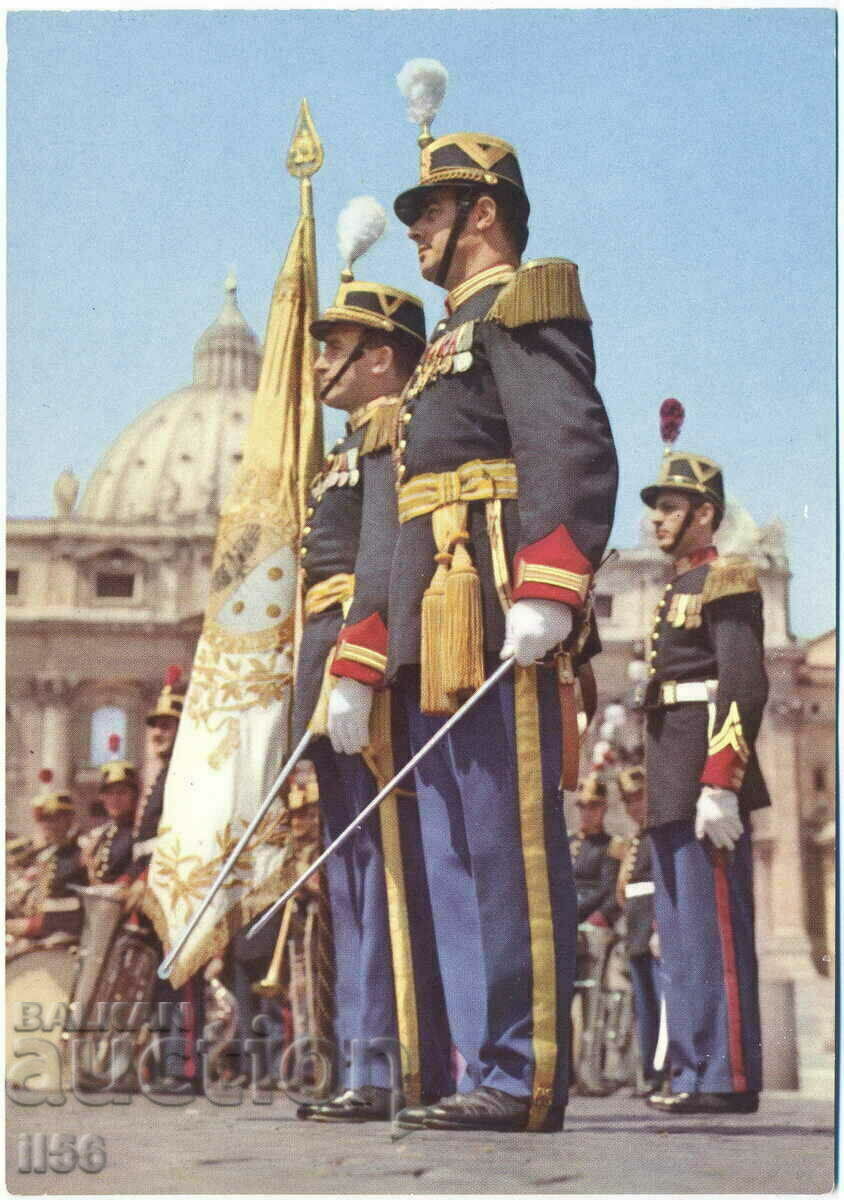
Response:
[397,459,517,715]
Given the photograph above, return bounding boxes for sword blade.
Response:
[246,656,516,940]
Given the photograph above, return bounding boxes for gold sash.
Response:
[397,459,518,714]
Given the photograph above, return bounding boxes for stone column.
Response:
[759,701,815,980]
[33,676,75,790]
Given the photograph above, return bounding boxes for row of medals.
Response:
[404,321,475,400]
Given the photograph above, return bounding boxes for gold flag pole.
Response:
[284,99,324,668]
[148,102,326,989]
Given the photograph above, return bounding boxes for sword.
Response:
[157,728,313,980]
[246,656,516,941]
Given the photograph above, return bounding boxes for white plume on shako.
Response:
[336,196,388,279]
[396,58,448,127]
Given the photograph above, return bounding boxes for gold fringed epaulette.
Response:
[360,397,403,456]
[483,258,592,328]
[701,556,760,605]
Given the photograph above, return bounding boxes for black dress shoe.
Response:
[648,1090,759,1114]
[306,1085,401,1123]
[420,1086,564,1133]
[395,1101,433,1129]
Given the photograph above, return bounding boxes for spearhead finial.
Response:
[286,99,324,179]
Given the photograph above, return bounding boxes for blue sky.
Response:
[7,9,835,637]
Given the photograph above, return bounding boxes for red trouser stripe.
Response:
[711,852,748,1092]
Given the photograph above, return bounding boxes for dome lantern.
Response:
[192,272,261,390]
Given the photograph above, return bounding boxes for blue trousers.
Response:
[309,738,452,1099]
[628,953,662,1081]
[650,821,762,1094]
[398,664,576,1114]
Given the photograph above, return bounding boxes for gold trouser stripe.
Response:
[398,459,518,523]
[485,498,512,612]
[335,643,387,673]
[304,573,355,618]
[514,664,558,1129]
[362,690,422,1103]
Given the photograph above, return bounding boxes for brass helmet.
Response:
[31,768,75,818]
[578,774,607,802]
[640,449,725,515]
[617,765,646,797]
[641,397,724,515]
[147,664,186,726]
[99,761,137,790]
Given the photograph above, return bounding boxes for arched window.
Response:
[90,706,128,766]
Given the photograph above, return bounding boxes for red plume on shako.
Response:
[164,665,183,688]
[659,397,685,446]
[107,733,121,756]
[38,767,54,784]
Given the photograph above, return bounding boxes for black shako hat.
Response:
[394,132,530,227]
[310,281,426,347]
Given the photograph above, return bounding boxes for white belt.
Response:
[659,679,718,705]
[625,881,655,899]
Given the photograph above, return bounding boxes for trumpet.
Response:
[251,897,296,999]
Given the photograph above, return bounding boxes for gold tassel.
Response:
[701,556,760,605]
[443,537,485,699]
[420,558,453,715]
[483,258,591,329]
[360,399,402,456]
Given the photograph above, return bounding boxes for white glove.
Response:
[327,677,374,756]
[500,599,573,667]
[694,786,743,851]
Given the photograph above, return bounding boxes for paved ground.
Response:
[6,1089,835,1195]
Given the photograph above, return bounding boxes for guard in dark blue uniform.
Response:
[293,267,452,1121]
[570,776,622,927]
[615,765,662,1095]
[640,447,769,1114]
[84,760,140,885]
[331,127,618,1132]
[5,784,86,943]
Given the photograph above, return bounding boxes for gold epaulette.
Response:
[360,397,403,456]
[607,834,627,862]
[701,556,760,605]
[483,258,591,328]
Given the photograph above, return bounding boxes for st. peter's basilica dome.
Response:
[78,274,261,524]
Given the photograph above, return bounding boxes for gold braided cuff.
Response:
[515,560,590,603]
[304,573,355,618]
[334,643,388,674]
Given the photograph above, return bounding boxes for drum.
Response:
[6,942,78,1090]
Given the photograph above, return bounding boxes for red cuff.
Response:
[701,748,748,792]
[587,912,608,928]
[701,701,749,791]
[25,915,44,937]
[116,873,133,887]
[330,613,388,688]
[511,524,592,609]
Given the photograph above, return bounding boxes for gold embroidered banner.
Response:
[145,102,324,987]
